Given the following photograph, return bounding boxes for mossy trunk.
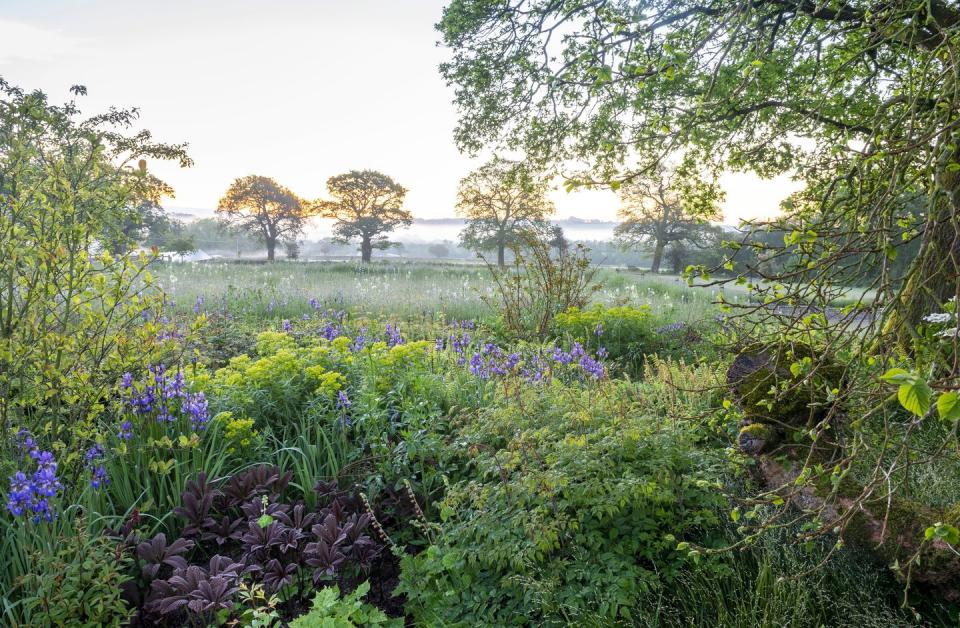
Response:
[881,143,960,349]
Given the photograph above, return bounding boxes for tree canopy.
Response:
[437,0,960,331]
[614,164,722,272]
[216,175,310,261]
[320,170,412,263]
[456,157,555,266]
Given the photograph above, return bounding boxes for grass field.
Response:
[153,259,736,324]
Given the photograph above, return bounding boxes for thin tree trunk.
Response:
[266,238,276,261]
[497,242,506,268]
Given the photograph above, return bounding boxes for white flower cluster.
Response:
[937,327,960,338]
[923,312,953,324]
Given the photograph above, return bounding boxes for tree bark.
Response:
[361,237,372,263]
[650,239,665,273]
[881,140,960,348]
[497,241,506,268]
[266,238,276,261]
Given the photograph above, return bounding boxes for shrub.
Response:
[290,581,401,627]
[396,381,732,625]
[555,304,655,371]
[481,232,599,340]
[20,525,132,627]
[0,79,190,471]
[115,466,384,625]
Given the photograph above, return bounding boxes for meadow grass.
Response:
[153,259,734,325]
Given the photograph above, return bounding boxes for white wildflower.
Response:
[923,312,953,324]
[937,327,960,338]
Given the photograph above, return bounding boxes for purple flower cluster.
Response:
[351,328,367,353]
[193,295,205,315]
[321,322,342,341]
[469,343,521,380]
[656,321,687,334]
[7,431,63,523]
[85,443,109,490]
[282,319,292,332]
[120,365,209,436]
[336,391,351,428]
[384,324,404,347]
[181,392,210,431]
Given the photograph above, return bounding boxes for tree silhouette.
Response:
[320,170,412,263]
[614,165,722,273]
[456,158,555,267]
[216,176,311,261]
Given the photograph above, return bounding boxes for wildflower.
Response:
[119,420,134,441]
[85,444,109,490]
[352,328,367,352]
[595,322,604,337]
[924,313,953,324]
[182,392,210,431]
[656,321,687,334]
[937,327,960,338]
[7,446,63,523]
[579,355,605,379]
[193,295,205,314]
[336,391,352,429]
[385,324,404,347]
[321,322,341,341]
[553,347,572,365]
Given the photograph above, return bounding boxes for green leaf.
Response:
[937,391,960,422]
[898,380,931,417]
[880,367,912,385]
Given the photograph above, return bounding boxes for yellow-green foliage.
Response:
[215,411,259,454]
[201,331,346,428]
[555,304,655,367]
[0,83,190,469]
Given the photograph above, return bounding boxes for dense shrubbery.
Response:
[397,382,731,625]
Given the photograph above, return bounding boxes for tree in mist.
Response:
[614,165,722,273]
[456,157,555,267]
[216,175,311,261]
[320,170,412,263]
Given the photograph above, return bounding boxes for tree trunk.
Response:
[361,237,372,263]
[266,238,276,261]
[497,242,506,268]
[650,239,665,273]
[881,141,960,348]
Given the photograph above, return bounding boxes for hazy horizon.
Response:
[0,0,801,223]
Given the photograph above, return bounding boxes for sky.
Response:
[0,0,799,223]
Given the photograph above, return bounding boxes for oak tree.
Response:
[320,170,412,263]
[216,175,310,261]
[456,157,555,267]
[614,165,722,273]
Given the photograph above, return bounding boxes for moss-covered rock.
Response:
[727,341,842,430]
[737,422,779,455]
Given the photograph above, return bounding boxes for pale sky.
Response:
[0,0,799,223]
